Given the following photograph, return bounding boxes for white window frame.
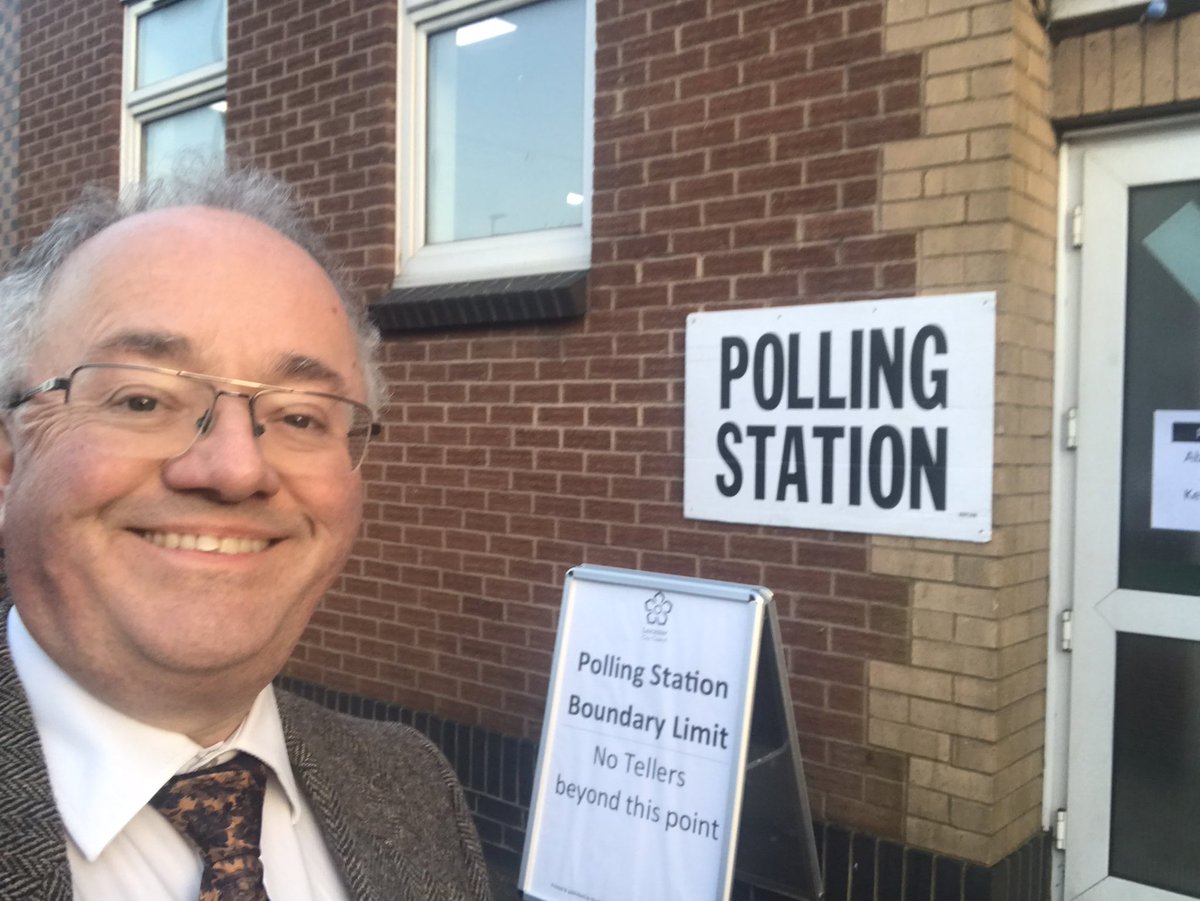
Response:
[1049,0,1148,20]
[396,0,595,288]
[120,0,227,184]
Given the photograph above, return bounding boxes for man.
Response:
[0,170,492,901]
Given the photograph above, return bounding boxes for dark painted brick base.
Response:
[280,676,535,852]
[279,678,1051,901]
[731,822,1049,901]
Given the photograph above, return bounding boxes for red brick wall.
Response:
[286,0,924,840]
[15,0,925,842]
[17,0,397,290]
[18,0,121,245]
[0,0,19,266]
[226,0,397,295]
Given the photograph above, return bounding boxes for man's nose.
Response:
[161,393,281,501]
[194,390,266,440]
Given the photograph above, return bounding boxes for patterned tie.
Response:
[149,751,272,901]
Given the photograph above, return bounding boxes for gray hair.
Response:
[0,168,385,412]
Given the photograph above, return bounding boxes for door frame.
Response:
[1047,115,1200,901]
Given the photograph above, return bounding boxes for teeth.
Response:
[142,531,270,554]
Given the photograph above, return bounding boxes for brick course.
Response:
[1053,16,1200,122]
[0,0,17,267]
[288,0,924,844]
[18,0,121,246]
[868,0,1057,865]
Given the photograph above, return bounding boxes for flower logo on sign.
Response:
[644,591,673,626]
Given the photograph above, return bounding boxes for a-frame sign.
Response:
[520,565,822,900]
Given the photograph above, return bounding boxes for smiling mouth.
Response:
[137,531,272,555]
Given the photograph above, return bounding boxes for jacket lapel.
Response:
[279,698,454,901]
[0,604,73,900]
[278,708,380,901]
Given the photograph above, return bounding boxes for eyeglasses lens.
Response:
[66,365,372,471]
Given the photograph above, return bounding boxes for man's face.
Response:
[0,207,367,703]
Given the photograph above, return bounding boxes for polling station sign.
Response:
[685,293,995,542]
[520,566,766,901]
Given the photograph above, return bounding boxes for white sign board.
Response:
[685,293,995,542]
[520,566,766,901]
[1151,410,1200,531]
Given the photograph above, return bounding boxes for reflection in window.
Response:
[136,0,225,88]
[143,102,227,180]
[425,0,585,244]
[1119,181,1200,594]
[124,0,227,182]
[1112,632,1200,894]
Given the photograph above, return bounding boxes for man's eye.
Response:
[122,395,159,412]
[103,392,163,413]
[281,413,328,432]
[101,384,185,415]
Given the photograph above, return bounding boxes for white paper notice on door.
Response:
[1151,410,1200,531]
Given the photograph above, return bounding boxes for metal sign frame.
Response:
[520,564,821,901]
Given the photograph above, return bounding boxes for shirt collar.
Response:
[6,606,305,861]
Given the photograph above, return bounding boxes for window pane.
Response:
[136,0,226,89]
[1111,633,1200,894]
[142,103,226,180]
[426,0,585,244]
[1118,181,1200,594]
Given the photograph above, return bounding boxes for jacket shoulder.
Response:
[276,689,492,901]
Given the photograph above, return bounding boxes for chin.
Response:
[138,629,284,678]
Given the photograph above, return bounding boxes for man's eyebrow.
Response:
[93,330,192,360]
[90,334,348,391]
[272,354,349,392]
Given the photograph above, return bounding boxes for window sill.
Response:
[369,270,588,333]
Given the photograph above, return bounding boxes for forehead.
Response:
[31,207,360,387]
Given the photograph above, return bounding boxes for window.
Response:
[397,0,594,287]
[122,0,227,182]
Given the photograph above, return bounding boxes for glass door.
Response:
[1065,122,1200,900]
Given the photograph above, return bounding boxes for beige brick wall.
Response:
[869,0,1056,865]
[1053,15,1200,119]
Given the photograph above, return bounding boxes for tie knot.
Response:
[150,751,271,900]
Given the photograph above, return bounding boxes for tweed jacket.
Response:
[0,610,492,901]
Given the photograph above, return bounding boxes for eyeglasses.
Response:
[7,363,381,473]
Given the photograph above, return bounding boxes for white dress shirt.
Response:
[7,607,350,901]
